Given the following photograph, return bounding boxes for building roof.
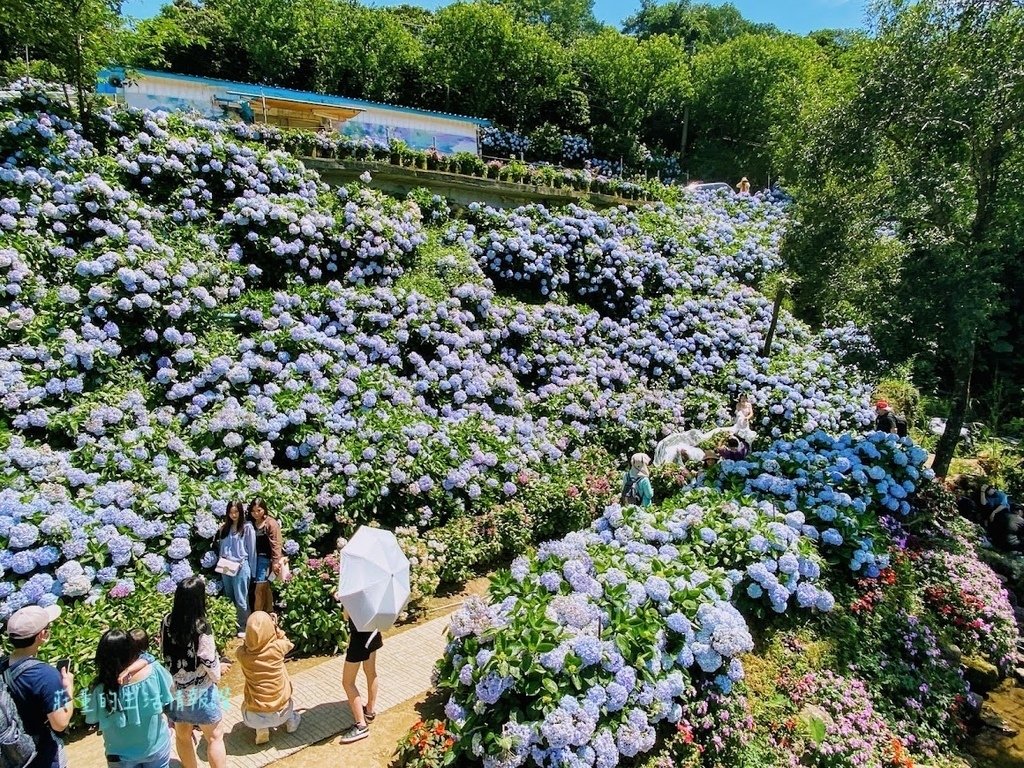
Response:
[98,68,491,126]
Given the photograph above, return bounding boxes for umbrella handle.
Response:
[365,629,379,648]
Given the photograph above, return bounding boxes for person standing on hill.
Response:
[161,577,226,768]
[874,400,898,433]
[339,608,382,745]
[620,453,654,507]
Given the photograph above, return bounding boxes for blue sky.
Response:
[122,0,869,35]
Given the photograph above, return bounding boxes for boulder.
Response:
[963,655,1001,693]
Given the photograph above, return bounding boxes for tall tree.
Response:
[126,0,245,81]
[572,29,691,161]
[421,2,580,129]
[688,32,832,181]
[0,0,121,136]
[489,0,599,41]
[783,0,1024,475]
[623,0,778,47]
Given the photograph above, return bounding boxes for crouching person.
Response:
[236,611,300,745]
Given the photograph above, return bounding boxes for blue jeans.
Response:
[254,554,272,582]
[106,739,170,768]
[221,560,252,633]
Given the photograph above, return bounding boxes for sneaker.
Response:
[255,728,270,745]
[364,710,375,723]
[285,712,301,733]
[340,723,369,744]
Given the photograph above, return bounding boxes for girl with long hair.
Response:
[248,498,283,614]
[86,629,174,768]
[216,499,256,638]
[160,577,226,768]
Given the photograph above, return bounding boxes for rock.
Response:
[980,705,1019,736]
[939,640,963,664]
[963,656,1001,693]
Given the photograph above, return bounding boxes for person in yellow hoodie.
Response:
[236,612,301,745]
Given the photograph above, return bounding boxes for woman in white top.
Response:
[160,576,225,768]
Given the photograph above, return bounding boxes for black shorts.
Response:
[345,626,383,663]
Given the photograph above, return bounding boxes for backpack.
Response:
[0,658,39,768]
[622,474,643,506]
[894,414,909,438]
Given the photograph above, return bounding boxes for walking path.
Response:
[66,612,453,768]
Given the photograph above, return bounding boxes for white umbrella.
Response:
[337,526,411,636]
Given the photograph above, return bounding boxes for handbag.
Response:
[214,557,241,577]
[268,558,291,583]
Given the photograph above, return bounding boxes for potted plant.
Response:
[390,139,408,166]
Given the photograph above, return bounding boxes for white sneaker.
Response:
[255,728,270,745]
[285,712,301,733]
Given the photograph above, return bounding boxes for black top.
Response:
[254,525,272,558]
[988,510,1024,553]
[875,411,897,433]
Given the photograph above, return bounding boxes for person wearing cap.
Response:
[874,400,897,433]
[0,605,74,768]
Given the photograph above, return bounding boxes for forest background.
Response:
[0,0,1021,476]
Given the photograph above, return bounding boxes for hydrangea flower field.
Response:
[0,85,871,615]
[0,85,1017,766]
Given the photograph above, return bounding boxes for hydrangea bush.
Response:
[0,85,881,625]
[434,433,960,767]
[436,485,847,768]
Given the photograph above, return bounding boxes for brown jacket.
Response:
[236,612,293,713]
[255,516,284,567]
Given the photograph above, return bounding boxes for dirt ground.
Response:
[971,680,1024,767]
[237,576,492,768]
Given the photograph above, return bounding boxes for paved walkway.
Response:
[66,613,453,768]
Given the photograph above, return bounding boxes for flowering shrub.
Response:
[436,488,839,768]
[392,719,456,768]
[395,526,445,618]
[767,671,904,768]
[917,547,1018,664]
[277,554,347,655]
[0,84,886,682]
[561,134,592,163]
[481,127,530,158]
[711,431,931,575]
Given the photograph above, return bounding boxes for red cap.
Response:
[876,400,889,409]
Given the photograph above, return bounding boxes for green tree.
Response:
[688,32,832,181]
[489,0,599,41]
[623,0,778,47]
[421,2,580,129]
[125,0,245,81]
[572,28,691,162]
[783,0,1024,474]
[0,0,122,136]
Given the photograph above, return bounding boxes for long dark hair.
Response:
[219,499,246,539]
[248,497,270,523]
[91,629,135,712]
[164,576,210,659]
